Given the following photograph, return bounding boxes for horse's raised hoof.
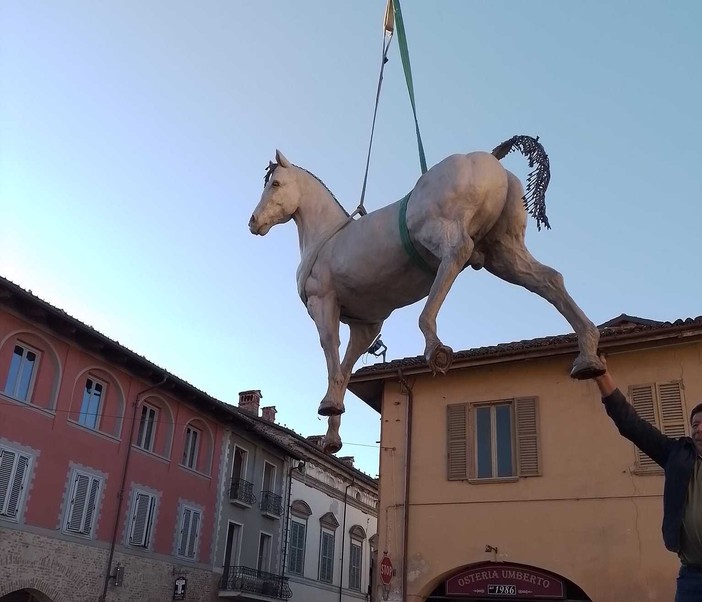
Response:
[322,436,342,454]
[570,356,606,380]
[428,344,454,375]
[318,399,345,417]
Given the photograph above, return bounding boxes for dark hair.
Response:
[690,403,702,424]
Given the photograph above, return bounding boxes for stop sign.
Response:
[380,556,394,585]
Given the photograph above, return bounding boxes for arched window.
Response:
[181,418,214,475]
[1,331,60,411]
[69,367,125,438]
[134,394,174,459]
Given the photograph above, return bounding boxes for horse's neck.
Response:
[292,175,348,256]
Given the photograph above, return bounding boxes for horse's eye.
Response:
[272,180,281,187]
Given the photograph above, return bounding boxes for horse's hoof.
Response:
[428,344,454,375]
[323,437,342,454]
[318,400,345,416]
[570,356,606,380]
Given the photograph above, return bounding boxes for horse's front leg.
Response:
[322,321,383,454]
[306,294,345,416]
[419,241,474,374]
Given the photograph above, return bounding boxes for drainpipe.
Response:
[339,477,355,602]
[101,373,168,601]
[397,369,413,602]
[281,460,305,579]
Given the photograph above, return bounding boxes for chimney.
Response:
[338,456,355,468]
[261,406,277,422]
[306,435,324,448]
[238,390,262,416]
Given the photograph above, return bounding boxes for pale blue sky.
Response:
[2,2,700,476]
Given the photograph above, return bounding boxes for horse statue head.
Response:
[248,150,302,236]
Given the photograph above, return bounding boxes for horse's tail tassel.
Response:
[492,135,551,231]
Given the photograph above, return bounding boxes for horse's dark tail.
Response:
[492,135,551,231]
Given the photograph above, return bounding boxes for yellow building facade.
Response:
[349,315,702,602]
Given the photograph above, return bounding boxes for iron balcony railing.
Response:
[259,490,283,517]
[229,479,256,506]
[220,566,292,600]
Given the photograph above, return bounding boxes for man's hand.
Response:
[593,354,617,396]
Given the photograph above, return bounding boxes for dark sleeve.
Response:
[602,388,676,467]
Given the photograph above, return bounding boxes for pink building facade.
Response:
[0,278,244,601]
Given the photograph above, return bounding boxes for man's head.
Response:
[690,402,702,454]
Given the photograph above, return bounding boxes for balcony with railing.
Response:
[229,479,256,507]
[220,566,292,600]
[259,490,283,518]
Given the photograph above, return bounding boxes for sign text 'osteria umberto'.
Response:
[445,563,565,599]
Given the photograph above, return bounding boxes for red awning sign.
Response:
[380,556,394,585]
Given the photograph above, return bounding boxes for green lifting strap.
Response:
[393,0,427,174]
[398,193,434,274]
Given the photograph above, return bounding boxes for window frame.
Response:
[182,425,201,470]
[136,402,159,452]
[176,504,202,560]
[319,528,335,583]
[63,469,103,538]
[4,342,40,403]
[0,445,33,522]
[257,531,273,573]
[288,517,307,576]
[78,376,107,430]
[128,489,157,548]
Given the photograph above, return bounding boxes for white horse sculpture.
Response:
[249,135,604,452]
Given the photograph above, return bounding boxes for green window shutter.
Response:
[658,382,686,438]
[515,397,541,477]
[629,384,659,470]
[447,404,467,480]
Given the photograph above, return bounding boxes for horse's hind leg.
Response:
[484,238,604,379]
[419,240,475,374]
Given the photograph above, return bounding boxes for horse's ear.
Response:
[275,149,291,168]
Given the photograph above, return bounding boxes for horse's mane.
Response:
[264,162,350,218]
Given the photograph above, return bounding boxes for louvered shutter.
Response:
[0,450,16,514]
[515,397,541,476]
[67,474,90,532]
[630,384,659,470]
[447,404,468,480]
[178,508,192,556]
[658,382,686,438]
[82,478,100,535]
[6,456,29,518]
[187,511,200,558]
[130,493,154,546]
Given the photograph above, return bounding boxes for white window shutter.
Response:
[67,474,90,532]
[6,456,29,518]
[187,511,200,558]
[0,450,17,514]
[178,508,192,556]
[82,478,100,535]
[130,493,153,546]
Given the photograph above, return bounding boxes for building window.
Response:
[0,446,32,521]
[4,344,39,402]
[64,470,102,537]
[319,530,335,583]
[288,519,306,575]
[475,403,514,478]
[176,505,201,560]
[630,381,686,472]
[128,490,156,548]
[136,403,158,451]
[182,425,200,469]
[257,532,272,572]
[447,398,541,481]
[78,377,105,430]
[349,540,362,590]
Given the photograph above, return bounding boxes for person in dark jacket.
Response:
[594,357,702,602]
